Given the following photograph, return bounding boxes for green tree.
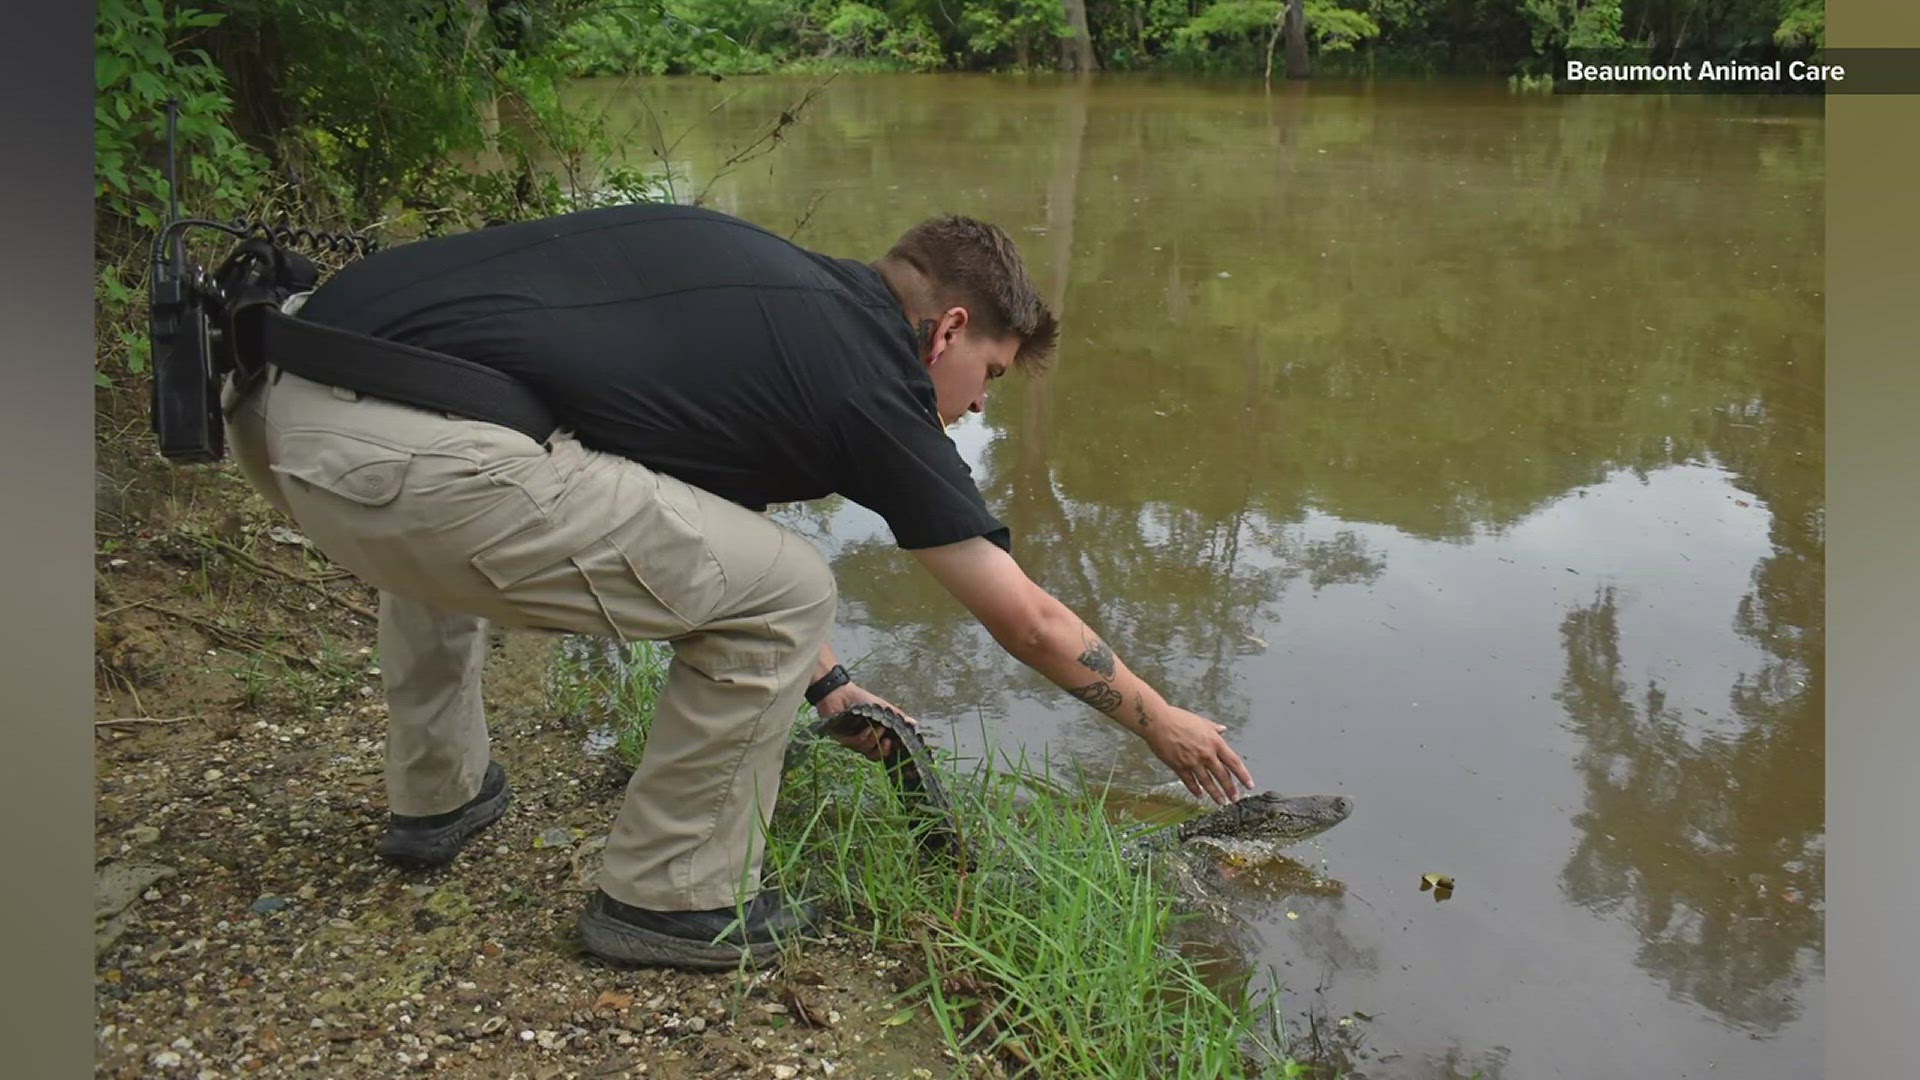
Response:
[1771,0,1823,48]
[95,1,265,233]
[1522,0,1627,55]
[1168,0,1378,71]
[961,0,1070,68]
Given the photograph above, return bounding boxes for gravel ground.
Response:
[94,681,968,1080]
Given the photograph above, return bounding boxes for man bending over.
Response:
[225,203,1254,969]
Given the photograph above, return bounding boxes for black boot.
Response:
[375,761,511,868]
[578,887,820,970]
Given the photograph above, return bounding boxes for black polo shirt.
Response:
[299,203,1009,552]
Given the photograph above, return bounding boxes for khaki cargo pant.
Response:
[224,367,834,911]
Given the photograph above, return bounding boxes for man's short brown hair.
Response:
[884,215,1059,373]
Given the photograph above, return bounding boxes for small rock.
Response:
[251,897,290,915]
[151,1050,183,1069]
[773,1066,798,1080]
[685,1016,706,1034]
[536,827,574,848]
[126,825,161,846]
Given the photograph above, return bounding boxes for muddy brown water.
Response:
[556,73,1823,1078]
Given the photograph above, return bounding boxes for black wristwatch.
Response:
[804,664,852,708]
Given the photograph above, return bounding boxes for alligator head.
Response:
[1174,792,1353,846]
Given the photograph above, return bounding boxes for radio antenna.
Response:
[164,98,183,273]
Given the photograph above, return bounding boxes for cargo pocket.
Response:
[571,474,730,635]
[470,516,567,592]
[269,428,412,507]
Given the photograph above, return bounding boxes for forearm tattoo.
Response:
[1068,680,1123,715]
[1133,693,1150,729]
[1077,636,1116,679]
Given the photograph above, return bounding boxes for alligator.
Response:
[813,703,1353,874]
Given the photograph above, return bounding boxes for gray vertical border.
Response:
[2,3,1914,1078]
[1828,3,1920,1078]
[0,2,96,1074]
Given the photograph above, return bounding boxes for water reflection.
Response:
[826,507,1390,728]
[1556,584,1822,1032]
[1553,345,1821,1033]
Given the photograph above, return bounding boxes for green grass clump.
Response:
[767,743,1302,1077]
[544,635,668,766]
[546,636,1304,1078]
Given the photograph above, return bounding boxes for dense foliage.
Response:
[551,0,1826,76]
[94,0,660,376]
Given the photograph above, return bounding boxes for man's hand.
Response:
[908,537,1257,805]
[813,682,917,762]
[1143,707,1255,805]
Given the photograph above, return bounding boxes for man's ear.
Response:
[926,306,970,366]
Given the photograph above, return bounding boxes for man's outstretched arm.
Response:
[911,537,1255,804]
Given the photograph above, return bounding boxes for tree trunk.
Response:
[464,0,503,171]
[1282,0,1310,80]
[1059,0,1098,73]
[1264,6,1282,83]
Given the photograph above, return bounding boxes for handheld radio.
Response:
[146,99,376,463]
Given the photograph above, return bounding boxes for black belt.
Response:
[234,306,558,444]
